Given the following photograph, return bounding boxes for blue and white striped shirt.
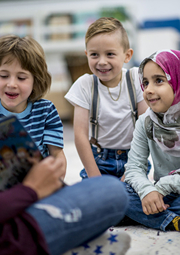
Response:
[0,99,63,157]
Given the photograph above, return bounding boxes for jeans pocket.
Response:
[94,154,102,163]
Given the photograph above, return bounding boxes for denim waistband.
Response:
[91,145,129,159]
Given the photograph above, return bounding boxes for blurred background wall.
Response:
[0,0,179,121]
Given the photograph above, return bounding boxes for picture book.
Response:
[0,115,42,191]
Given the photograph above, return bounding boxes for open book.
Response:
[0,115,42,191]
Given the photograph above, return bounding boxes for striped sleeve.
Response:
[21,99,63,157]
[43,105,63,148]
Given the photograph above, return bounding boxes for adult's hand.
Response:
[23,156,65,199]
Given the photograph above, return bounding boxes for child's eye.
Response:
[142,80,149,89]
[156,78,163,84]
[18,77,26,81]
[0,75,8,79]
[90,53,98,57]
[107,53,114,57]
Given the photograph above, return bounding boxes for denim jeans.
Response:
[26,176,129,255]
[80,146,151,179]
[80,146,129,179]
[123,182,180,231]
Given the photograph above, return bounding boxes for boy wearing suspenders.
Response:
[65,17,148,180]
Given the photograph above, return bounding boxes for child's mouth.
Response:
[98,69,111,74]
[5,92,19,99]
[148,98,160,103]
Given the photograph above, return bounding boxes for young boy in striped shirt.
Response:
[0,35,66,173]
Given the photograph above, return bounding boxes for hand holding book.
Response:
[23,156,66,199]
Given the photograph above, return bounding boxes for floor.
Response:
[63,123,180,255]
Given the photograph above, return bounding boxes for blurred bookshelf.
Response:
[0,1,137,121]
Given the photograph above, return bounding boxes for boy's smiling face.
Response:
[85,31,133,88]
[142,60,174,113]
[0,56,34,113]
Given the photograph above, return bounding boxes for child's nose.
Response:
[98,56,107,65]
[146,82,154,93]
[7,77,17,88]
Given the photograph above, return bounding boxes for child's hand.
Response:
[142,191,169,215]
[120,173,125,182]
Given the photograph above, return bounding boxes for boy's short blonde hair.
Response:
[85,17,130,52]
[0,35,51,102]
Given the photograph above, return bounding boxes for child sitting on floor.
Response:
[123,49,180,232]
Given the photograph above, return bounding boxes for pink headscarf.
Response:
[139,49,180,106]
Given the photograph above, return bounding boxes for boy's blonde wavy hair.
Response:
[0,35,51,102]
[85,17,130,52]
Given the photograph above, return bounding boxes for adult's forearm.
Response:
[0,184,37,223]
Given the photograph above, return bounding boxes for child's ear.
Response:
[85,50,88,56]
[124,48,133,63]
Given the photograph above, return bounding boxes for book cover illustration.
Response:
[0,115,42,191]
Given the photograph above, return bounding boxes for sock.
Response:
[166,216,180,231]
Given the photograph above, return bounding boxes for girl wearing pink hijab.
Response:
[121,49,180,231]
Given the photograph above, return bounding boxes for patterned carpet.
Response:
[111,226,180,255]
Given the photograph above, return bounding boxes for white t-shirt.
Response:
[65,67,144,149]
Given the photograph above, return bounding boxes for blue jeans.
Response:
[123,182,180,231]
[80,146,151,179]
[80,146,129,179]
[26,176,129,255]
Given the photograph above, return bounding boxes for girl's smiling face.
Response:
[142,60,174,113]
[0,56,34,113]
